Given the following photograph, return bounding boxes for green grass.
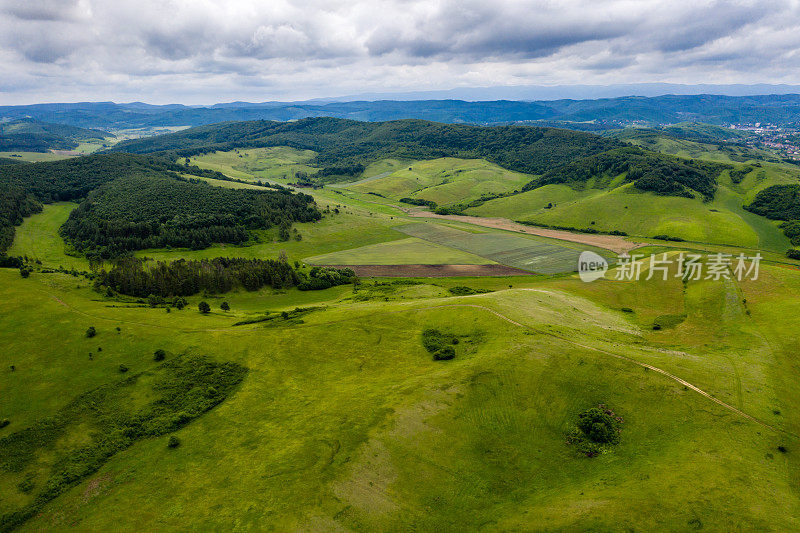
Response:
[304,237,496,265]
[7,203,88,270]
[0,152,74,162]
[2,264,800,530]
[4,141,800,530]
[396,222,613,274]
[471,178,792,251]
[187,147,318,182]
[135,211,407,264]
[348,157,532,207]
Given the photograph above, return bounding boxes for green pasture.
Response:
[347,157,532,207]
[0,261,798,530]
[304,236,495,265]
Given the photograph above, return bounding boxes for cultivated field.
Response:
[396,222,613,274]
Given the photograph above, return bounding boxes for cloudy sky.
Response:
[1,0,799,104]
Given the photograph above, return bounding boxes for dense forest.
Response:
[108,117,622,177]
[746,185,800,247]
[98,257,356,297]
[0,118,112,152]
[746,184,800,220]
[0,153,231,202]
[0,153,320,259]
[61,173,320,257]
[526,146,726,200]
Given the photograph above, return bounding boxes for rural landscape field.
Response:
[4,1,800,531]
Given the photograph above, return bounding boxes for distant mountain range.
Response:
[311,83,800,102]
[3,92,800,131]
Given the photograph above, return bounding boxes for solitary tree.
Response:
[86,326,97,338]
[220,301,230,312]
[154,349,166,362]
[198,301,211,314]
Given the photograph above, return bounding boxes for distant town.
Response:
[729,123,800,160]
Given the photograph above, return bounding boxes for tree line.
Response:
[97,257,356,297]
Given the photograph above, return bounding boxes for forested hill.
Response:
[108,117,622,176]
[0,118,113,152]
[0,153,321,257]
[0,153,217,202]
[525,146,728,200]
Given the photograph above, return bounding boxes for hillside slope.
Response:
[107,117,622,177]
[0,118,112,152]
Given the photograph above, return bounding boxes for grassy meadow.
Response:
[2,256,800,530]
[4,142,800,530]
[347,157,532,207]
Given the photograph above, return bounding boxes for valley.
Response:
[2,116,800,531]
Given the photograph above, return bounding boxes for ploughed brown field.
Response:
[314,264,536,277]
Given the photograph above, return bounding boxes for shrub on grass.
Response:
[433,347,456,361]
[220,302,230,312]
[567,404,623,457]
[118,364,128,373]
[168,436,181,448]
[0,419,9,428]
[85,326,96,338]
[154,349,166,362]
[198,301,211,314]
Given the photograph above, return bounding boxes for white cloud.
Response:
[1,0,799,103]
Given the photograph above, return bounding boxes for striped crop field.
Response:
[395,223,614,274]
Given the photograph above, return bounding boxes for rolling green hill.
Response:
[348,157,531,208]
[108,117,622,178]
[3,120,800,530]
[2,255,800,530]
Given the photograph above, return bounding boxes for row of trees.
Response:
[96,257,357,297]
[98,257,300,296]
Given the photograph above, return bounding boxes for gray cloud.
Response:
[0,0,799,104]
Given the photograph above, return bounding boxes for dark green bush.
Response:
[85,326,96,338]
[168,436,181,448]
[154,349,166,362]
[433,347,456,361]
[567,404,623,457]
